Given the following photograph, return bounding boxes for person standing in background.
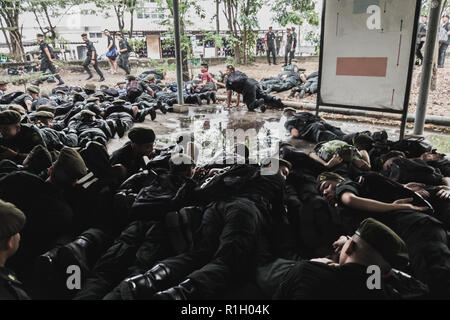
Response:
[276,31,282,56]
[415,15,427,66]
[438,15,450,68]
[116,33,131,75]
[104,29,118,74]
[284,28,294,67]
[265,27,277,65]
[81,33,105,82]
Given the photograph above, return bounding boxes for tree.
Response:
[0,0,25,61]
[155,0,205,81]
[270,0,319,27]
[222,0,261,64]
[92,0,138,37]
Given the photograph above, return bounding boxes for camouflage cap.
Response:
[27,86,40,94]
[37,105,56,114]
[0,199,26,239]
[0,110,21,125]
[8,105,26,115]
[112,99,126,105]
[34,111,54,119]
[128,127,155,144]
[53,147,87,180]
[356,218,410,270]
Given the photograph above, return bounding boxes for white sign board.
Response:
[318,0,420,112]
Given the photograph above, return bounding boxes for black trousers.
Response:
[83,56,104,78]
[438,43,448,67]
[37,59,62,83]
[267,46,276,64]
[416,41,424,63]
[117,53,130,75]
[285,47,294,65]
[156,198,260,298]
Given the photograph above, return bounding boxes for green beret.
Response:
[53,147,87,180]
[94,92,105,97]
[84,83,97,91]
[55,90,66,95]
[316,172,345,186]
[8,105,26,115]
[356,218,410,270]
[128,127,155,144]
[0,110,21,125]
[37,105,56,114]
[27,85,40,94]
[80,109,96,117]
[112,99,126,105]
[26,145,52,172]
[86,96,100,103]
[0,199,26,239]
[34,111,54,119]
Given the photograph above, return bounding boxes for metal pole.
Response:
[172,0,184,105]
[413,0,443,135]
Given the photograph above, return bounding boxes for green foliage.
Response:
[270,0,319,27]
[128,38,145,52]
[0,71,48,89]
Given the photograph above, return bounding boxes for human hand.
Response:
[392,198,428,211]
[404,182,430,198]
[436,186,450,200]
[310,257,339,267]
[326,154,343,168]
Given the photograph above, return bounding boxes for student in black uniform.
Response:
[265,27,277,65]
[34,34,64,86]
[81,33,105,82]
[0,199,29,300]
[116,33,131,75]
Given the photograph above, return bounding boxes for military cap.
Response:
[94,91,105,97]
[80,109,96,117]
[126,75,136,81]
[26,145,52,172]
[8,105,26,115]
[112,99,126,105]
[261,157,292,170]
[226,64,235,71]
[84,83,97,91]
[37,105,56,114]
[53,147,87,180]
[86,96,100,103]
[27,86,40,94]
[55,90,67,95]
[316,172,345,188]
[117,81,126,85]
[144,74,155,82]
[0,80,8,86]
[128,127,155,144]
[356,218,409,270]
[99,85,109,90]
[0,110,21,126]
[34,111,54,119]
[0,199,26,240]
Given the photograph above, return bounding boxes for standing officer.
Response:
[275,31,282,56]
[283,28,295,67]
[33,34,64,86]
[416,15,427,66]
[0,199,29,300]
[265,27,277,65]
[81,33,105,82]
[116,33,131,75]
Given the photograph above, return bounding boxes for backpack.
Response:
[390,137,432,158]
[0,91,24,105]
[195,164,260,203]
[126,79,142,96]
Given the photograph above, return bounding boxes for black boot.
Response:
[148,107,157,121]
[195,94,202,106]
[260,104,267,113]
[106,119,117,138]
[57,236,92,275]
[86,74,93,80]
[120,264,172,300]
[298,89,306,99]
[116,120,125,138]
[34,247,61,280]
[201,92,211,105]
[152,279,197,300]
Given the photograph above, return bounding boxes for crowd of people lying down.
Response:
[0,67,449,300]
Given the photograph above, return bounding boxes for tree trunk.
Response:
[180,23,190,81]
[129,9,134,38]
[215,0,220,57]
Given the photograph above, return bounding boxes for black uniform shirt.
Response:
[39,41,52,60]
[110,141,146,177]
[1,124,46,155]
[107,35,116,50]
[85,40,97,57]
[225,71,248,94]
[0,267,30,300]
[265,32,276,48]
